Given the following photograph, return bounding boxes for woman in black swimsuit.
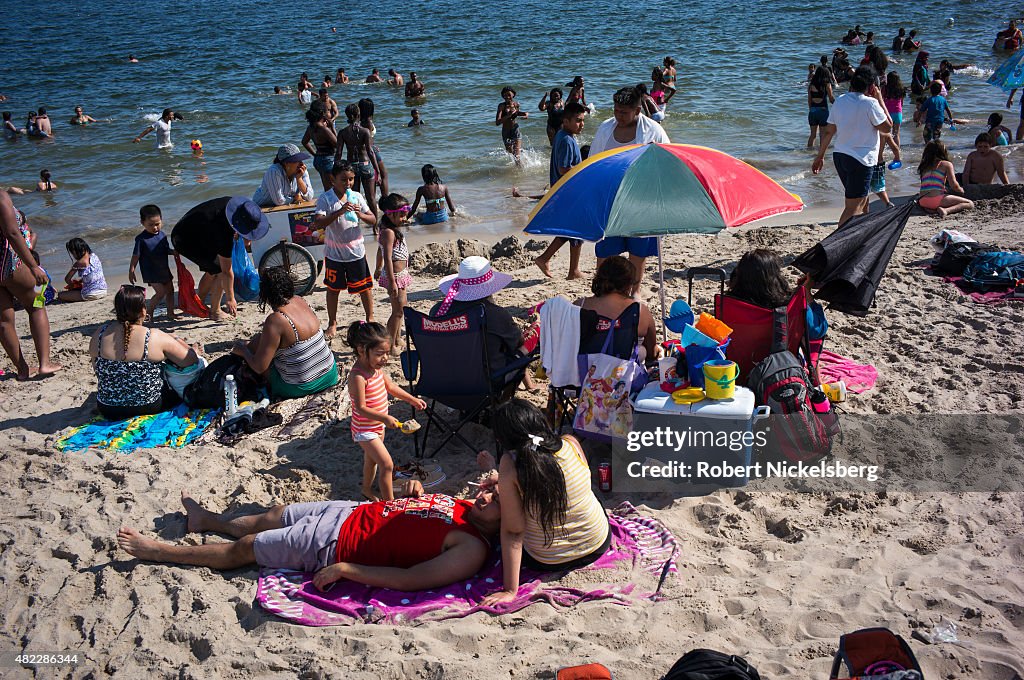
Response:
[301,102,338,191]
[539,88,564,145]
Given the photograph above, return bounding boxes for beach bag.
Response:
[662,649,761,680]
[747,307,835,463]
[175,255,210,318]
[934,241,996,276]
[574,324,647,442]
[232,237,261,301]
[830,628,924,680]
[163,356,208,399]
[184,354,260,409]
[805,299,829,341]
[962,251,1024,291]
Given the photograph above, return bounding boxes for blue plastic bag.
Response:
[684,340,729,389]
[232,237,261,301]
[805,300,829,341]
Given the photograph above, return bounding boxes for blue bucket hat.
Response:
[224,196,270,241]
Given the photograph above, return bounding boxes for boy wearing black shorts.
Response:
[129,204,176,319]
[313,161,377,338]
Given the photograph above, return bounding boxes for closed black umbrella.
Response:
[793,200,914,314]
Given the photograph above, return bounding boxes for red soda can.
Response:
[598,463,612,492]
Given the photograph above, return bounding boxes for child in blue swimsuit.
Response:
[409,164,455,225]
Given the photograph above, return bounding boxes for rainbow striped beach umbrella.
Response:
[524,142,803,337]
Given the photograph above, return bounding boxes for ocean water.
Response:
[0,0,1016,272]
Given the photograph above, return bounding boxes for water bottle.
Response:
[224,375,238,416]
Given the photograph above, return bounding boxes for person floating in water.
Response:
[70,106,97,125]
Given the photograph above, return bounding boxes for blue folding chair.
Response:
[402,305,536,458]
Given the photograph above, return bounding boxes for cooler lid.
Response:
[632,382,756,418]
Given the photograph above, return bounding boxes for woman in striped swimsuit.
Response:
[479,399,611,606]
[345,321,426,501]
[232,266,339,399]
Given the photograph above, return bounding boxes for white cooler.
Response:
[631,383,769,487]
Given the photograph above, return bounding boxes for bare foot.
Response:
[534,257,553,278]
[567,270,585,281]
[180,491,215,533]
[477,450,496,471]
[36,363,62,379]
[936,207,948,218]
[16,366,36,381]
[116,526,165,561]
[324,324,337,340]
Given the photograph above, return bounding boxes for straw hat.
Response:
[436,256,513,315]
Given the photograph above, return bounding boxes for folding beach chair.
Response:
[714,287,818,384]
[402,305,536,458]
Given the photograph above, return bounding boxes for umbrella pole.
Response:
[658,236,666,344]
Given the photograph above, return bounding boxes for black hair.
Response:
[358,98,374,126]
[930,81,942,95]
[988,112,1004,127]
[976,132,994,146]
[40,169,50,181]
[563,102,587,118]
[1,112,9,121]
[635,82,650,95]
[591,256,635,296]
[580,144,591,160]
[571,76,584,88]
[897,27,906,36]
[501,86,517,98]
[811,66,831,91]
[850,65,875,92]
[306,100,326,124]
[38,107,47,115]
[274,86,282,93]
[820,55,828,66]
[421,163,441,184]
[865,45,888,75]
[139,204,161,222]
[114,285,147,354]
[728,249,793,309]
[379,193,409,240]
[332,160,354,176]
[66,237,92,260]
[664,57,676,67]
[257,266,294,312]
[345,320,389,353]
[161,108,173,118]
[549,87,563,101]
[492,399,567,546]
[883,71,906,100]
[612,86,640,107]
[345,103,360,123]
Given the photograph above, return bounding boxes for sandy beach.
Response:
[1,196,1022,679]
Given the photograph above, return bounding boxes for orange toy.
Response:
[694,312,732,343]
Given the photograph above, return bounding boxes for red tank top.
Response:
[335,494,488,567]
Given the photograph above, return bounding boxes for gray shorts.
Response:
[252,500,360,572]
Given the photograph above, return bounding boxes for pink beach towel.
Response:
[255,502,679,626]
[942,275,1024,305]
[817,350,878,394]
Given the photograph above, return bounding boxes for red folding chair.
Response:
[714,287,819,384]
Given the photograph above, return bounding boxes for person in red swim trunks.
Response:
[117,484,501,592]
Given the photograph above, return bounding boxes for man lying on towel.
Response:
[117,481,500,592]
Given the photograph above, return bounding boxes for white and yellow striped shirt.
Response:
[524,437,609,565]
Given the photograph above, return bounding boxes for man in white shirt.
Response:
[812,66,892,226]
[133,108,180,149]
[590,86,670,294]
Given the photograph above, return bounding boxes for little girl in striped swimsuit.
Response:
[346,321,426,501]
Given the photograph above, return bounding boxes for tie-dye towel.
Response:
[256,501,678,626]
[55,403,219,453]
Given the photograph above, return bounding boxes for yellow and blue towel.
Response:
[56,404,218,453]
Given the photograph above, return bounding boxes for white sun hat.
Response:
[436,256,513,315]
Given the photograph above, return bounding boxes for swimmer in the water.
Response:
[387,69,404,87]
[407,109,424,127]
[70,106,97,125]
[404,72,425,99]
[3,111,22,139]
[35,108,53,136]
[496,86,528,164]
[321,75,333,90]
[273,86,291,95]
[366,68,383,84]
[36,169,57,192]
[336,68,350,85]
[128,54,139,63]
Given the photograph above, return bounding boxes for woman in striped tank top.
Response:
[479,399,610,606]
[346,321,426,501]
[917,141,974,218]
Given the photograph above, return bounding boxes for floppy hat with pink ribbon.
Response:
[436,256,513,316]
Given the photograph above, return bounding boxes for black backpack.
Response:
[663,649,761,680]
[934,241,996,276]
[184,354,261,409]
[747,307,837,463]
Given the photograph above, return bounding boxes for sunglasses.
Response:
[384,205,410,214]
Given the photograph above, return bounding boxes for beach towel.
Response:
[941,275,1024,305]
[255,501,679,626]
[816,350,878,394]
[175,255,209,318]
[55,403,219,453]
